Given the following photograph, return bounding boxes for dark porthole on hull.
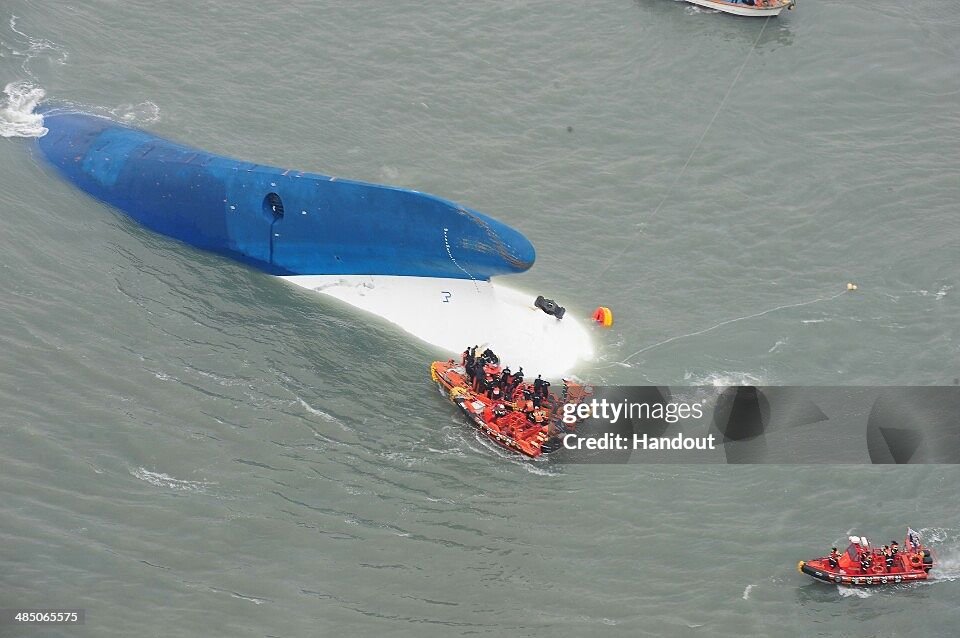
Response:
[263,192,284,219]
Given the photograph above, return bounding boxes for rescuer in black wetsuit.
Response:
[890,541,899,560]
[860,553,872,573]
[473,368,486,393]
[540,379,551,400]
[827,548,840,569]
[480,348,498,365]
[499,367,511,391]
[463,346,478,382]
[533,375,543,396]
[883,546,894,572]
[513,367,524,388]
[478,374,492,396]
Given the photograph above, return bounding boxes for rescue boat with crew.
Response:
[798,529,935,587]
[683,0,796,17]
[430,352,592,458]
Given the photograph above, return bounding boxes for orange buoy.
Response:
[592,306,613,327]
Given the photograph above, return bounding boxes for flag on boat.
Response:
[907,528,921,550]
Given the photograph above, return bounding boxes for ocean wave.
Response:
[906,285,952,301]
[131,467,212,491]
[296,396,341,423]
[837,585,873,598]
[46,97,163,127]
[767,338,787,353]
[682,370,766,386]
[921,527,960,582]
[108,100,161,125]
[2,14,68,77]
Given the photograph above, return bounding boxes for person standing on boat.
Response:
[474,368,487,393]
[827,548,840,569]
[860,552,872,573]
[883,545,894,572]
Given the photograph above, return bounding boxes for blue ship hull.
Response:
[34,110,535,279]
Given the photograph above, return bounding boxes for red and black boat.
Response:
[430,356,592,458]
[798,529,935,587]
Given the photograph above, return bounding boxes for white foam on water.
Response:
[295,396,342,424]
[742,584,754,600]
[108,101,161,125]
[919,527,950,544]
[837,585,873,598]
[131,467,211,492]
[929,556,960,582]
[920,527,960,582]
[682,370,765,386]
[906,285,952,300]
[767,338,787,353]
[45,98,163,127]
[208,587,270,605]
[0,80,47,137]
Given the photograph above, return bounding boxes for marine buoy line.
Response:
[600,288,850,369]
[591,17,772,285]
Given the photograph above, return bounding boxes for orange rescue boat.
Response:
[798,529,935,587]
[430,359,592,458]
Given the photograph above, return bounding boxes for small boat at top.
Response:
[798,528,935,587]
[431,347,593,458]
[683,0,796,17]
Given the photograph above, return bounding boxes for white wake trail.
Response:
[0,80,46,137]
